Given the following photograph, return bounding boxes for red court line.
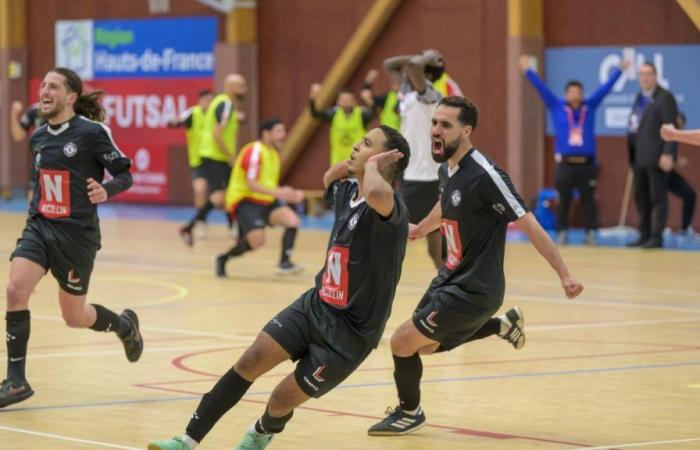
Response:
[134,383,589,447]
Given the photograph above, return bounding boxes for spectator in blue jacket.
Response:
[520,54,629,245]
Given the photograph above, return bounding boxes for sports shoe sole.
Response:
[368,421,427,436]
[0,387,34,408]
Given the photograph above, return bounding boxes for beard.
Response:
[39,101,64,120]
[431,137,460,163]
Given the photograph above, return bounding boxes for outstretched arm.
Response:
[409,201,442,240]
[519,55,561,109]
[661,125,700,146]
[516,212,583,299]
[586,59,628,108]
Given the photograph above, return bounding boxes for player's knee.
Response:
[6,279,30,308]
[390,327,413,356]
[286,213,301,229]
[247,231,266,249]
[234,348,264,380]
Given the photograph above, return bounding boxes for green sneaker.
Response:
[147,436,191,450]
[235,428,274,450]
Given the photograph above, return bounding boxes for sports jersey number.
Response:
[440,219,462,270]
[319,246,350,308]
[38,169,71,218]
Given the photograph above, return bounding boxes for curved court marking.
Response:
[0,425,139,449]
[91,275,190,307]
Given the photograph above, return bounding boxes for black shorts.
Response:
[401,179,440,223]
[412,287,503,351]
[10,216,100,295]
[190,164,205,180]
[263,289,374,398]
[235,200,282,236]
[200,158,231,192]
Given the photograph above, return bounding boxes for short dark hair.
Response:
[438,96,479,129]
[198,89,214,98]
[642,62,657,74]
[378,125,410,182]
[338,87,354,95]
[565,80,584,91]
[259,117,283,135]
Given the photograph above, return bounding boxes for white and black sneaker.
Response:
[276,261,304,275]
[498,306,526,350]
[367,406,426,436]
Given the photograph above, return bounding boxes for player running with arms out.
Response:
[148,125,410,450]
[1,67,143,408]
[367,96,584,436]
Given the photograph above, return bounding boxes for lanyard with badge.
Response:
[566,106,586,147]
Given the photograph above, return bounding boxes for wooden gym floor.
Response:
[0,211,698,450]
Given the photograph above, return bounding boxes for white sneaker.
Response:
[194,222,208,239]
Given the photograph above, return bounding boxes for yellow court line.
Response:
[91,275,190,307]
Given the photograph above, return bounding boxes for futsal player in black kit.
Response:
[0,67,143,408]
[149,125,410,450]
[368,96,584,435]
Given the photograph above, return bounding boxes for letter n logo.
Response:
[319,246,349,307]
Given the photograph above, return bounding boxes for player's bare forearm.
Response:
[517,212,571,279]
[671,129,700,146]
[363,161,394,217]
[416,201,442,237]
[10,119,27,142]
[323,161,351,188]
[213,126,231,157]
[247,178,279,198]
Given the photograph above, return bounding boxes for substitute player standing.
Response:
[0,67,143,408]
[148,125,410,450]
[368,96,583,435]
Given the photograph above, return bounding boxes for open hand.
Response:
[309,83,322,99]
[518,55,532,72]
[366,149,404,173]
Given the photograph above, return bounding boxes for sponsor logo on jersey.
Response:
[451,190,461,206]
[38,169,71,218]
[492,203,506,215]
[103,151,120,163]
[440,219,463,270]
[63,142,78,157]
[319,246,350,307]
[348,213,359,230]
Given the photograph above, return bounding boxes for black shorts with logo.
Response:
[235,200,282,236]
[10,216,100,295]
[401,179,440,223]
[200,158,231,192]
[263,288,374,398]
[412,286,503,351]
[190,164,205,180]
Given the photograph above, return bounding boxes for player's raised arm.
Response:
[364,149,403,217]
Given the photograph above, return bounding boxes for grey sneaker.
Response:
[498,306,526,350]
[556,230,568,245]
[584,230,597,246]
[367,406,426,436]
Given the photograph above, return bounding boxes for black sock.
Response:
[6,310,30,381]
[255,405,294,434]
[184,201,214,231]
[222,238,251,260]
[465,318,501,342]
[186,367,253,443]
[280,228,297,264]
[89,304,130,337]
[393,353,422,412]
[226,212,234,229]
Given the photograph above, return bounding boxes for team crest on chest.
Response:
[348,213,359,230]
[450,190,461,206]
[63,142,78,157]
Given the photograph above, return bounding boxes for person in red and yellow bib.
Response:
[217,118,305,277]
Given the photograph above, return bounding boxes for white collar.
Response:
[47,122,70,136]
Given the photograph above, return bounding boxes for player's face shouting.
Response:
[38,72,76,120]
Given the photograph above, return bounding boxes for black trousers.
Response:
[667,170,697,230]
[633,166,669,241]
[555,162,598,231]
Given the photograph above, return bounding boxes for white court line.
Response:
[575,436,700,449]
[0,424,140,449]
[15,344,239,360]
[527,316,700,331]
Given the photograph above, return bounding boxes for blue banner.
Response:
[543,45,700,135]
[56,17,217,80]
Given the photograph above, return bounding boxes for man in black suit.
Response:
[627,62,678,248]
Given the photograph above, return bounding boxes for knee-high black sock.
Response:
[255,405,294,434]
[465,318,501,342]
[89,304,130,338]
[186,367,253,443]
[280,228,297,264]
[393,353,423,412]
[226,211,234,229]
[221,238,251,260]
[6,310,30,381]
[184,201,214,231]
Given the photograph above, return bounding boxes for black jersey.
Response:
[431,148,528,297]
[28,115,132,230]
[312,179,409,346]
